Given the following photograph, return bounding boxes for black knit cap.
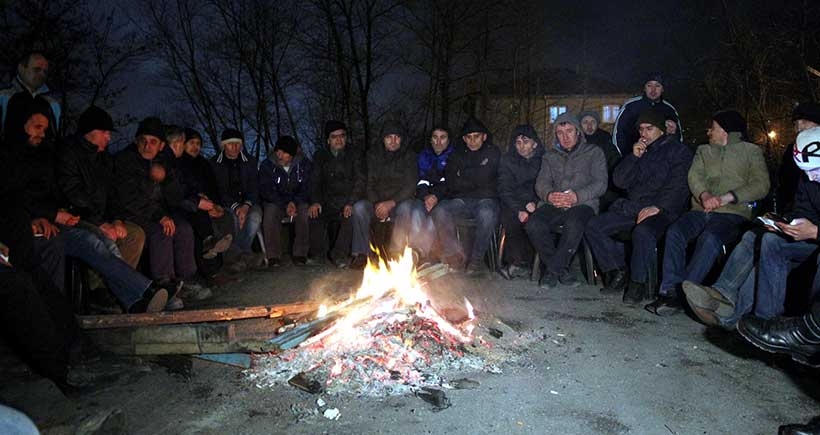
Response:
[712,110,748,137]
[274,135,298,156]
[220,128,243,144]
[792,102,820,125]
[645,72,664,87]
[77,105,115,136]
[460,117,488,136]
[135,117,165,141]
[184,128,202,142]
[635,107,666,132]
[324,120,347,140]
[381,120,403,138]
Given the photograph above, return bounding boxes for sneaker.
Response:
[128,286,168,314]
[165,296,184,311]
[539,271,559,289]
[558,269,580,287]
[178,280,213,301]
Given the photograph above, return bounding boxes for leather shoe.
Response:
[682,281,734,326]
[737,314,820,367]
[644,294,683,316]
[779,419,820,435]
[539,271,558,289]
[601,269,627,294]
[623,281,650,306]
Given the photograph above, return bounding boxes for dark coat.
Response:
[310,147,366,211]
[790,177,820,231]
[613,95,682,156]
[585,129,624,212]
[112,145,184,227]
[0,77,61,143]
[259,155,312,207]
[498,146,543,212]
[416,145,453,199]
[56,134,116,225]
[366,145,417,203]
[209,150,259,210]
[610,134,693,219]
[0,140,60,222]
[441,142,501,199]
[176,152,220,213]
[777,143,802,213]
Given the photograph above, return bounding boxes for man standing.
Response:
[0,52,61,142]
[646,111,769,316]
[431,117,500,275]
[308,121,366,267]
[612,73,683,156]
[210,128,264,270]
[260,135,312,266]
[526,113,607,288]
[585,108,693,305]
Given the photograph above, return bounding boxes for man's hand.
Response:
[636,206,661,224]
[525,202,537,213]
[113,220,129,238]
[518,211,530,223]
[198,198,215,211]
[99,222,118,240]
[375,200,396,221]
[699,191,721,212]
[208,205,225,218]
[287,202,297,217]
[55,210,80,226]
[150,164,166,183]
[0,243,11,267]
[547,191,573,209]
[235,204,250,229]
[633,139,647,158]
[424,194,438,212]
[31,218,59,239]
[160,216,176,236]
[343,204,353,219]
[777,218,819,241]
[309,203,322,219]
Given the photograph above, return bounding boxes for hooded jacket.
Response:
[499,125,544,211]
[441,141,500,199]
[416,144,453,199]
[209,148,260,210]
[56,134,116,225]
[688,132,770,218]
[535,133,607,213]
[310,145,366,211]
[259,154,312,207]
[366,142,417,203]
[610,134,694,219]
[112,144,185,227]
[613,95,682,156]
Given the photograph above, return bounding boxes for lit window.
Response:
[549,106,567,123]
[602,105,620,123]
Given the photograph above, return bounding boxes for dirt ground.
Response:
[2,260,819,435]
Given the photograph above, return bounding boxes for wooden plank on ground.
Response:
[79,302,320,329]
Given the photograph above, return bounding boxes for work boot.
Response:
[128,286,168,314]
[682,281,734,326]
[539,271,559,289]
[600,269,627,294]
[558,269,580,287]
[623,281,650,306]
[737,313,820,367]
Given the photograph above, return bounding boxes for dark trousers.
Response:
[431,198,499,266]
[525,204,594,274]
[584,211,674,283]
[0,267,77,383]
[185,210,223,276]
[32,235,66,292]
[263,202,310,259]
[309,206,353,262]
[142,217,197,282]
[499,207,533,266]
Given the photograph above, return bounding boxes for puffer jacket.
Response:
[499,126,544,211]
[535,141,608,213]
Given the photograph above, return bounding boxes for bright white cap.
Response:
[794,126,820,171]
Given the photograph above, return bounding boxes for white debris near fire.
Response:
[246,248,504,397]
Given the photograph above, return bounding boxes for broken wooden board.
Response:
[79,302,320,329]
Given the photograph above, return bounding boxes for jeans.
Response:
[0,405,39,435]
[61,226,151,308]
[431,198,499,265]
[351,199,420,255]
[659,211,747,296]
[525,204,594,274]
[716,230,820,326]
[223,205,263,254]
[584,211,673,283]
[262,202,310,259]
[142,217,197,282]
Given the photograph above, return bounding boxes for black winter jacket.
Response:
[441,143,500,199]
[209,150,259,210]
[789,177,820,232]
[112,145,184,227]
[0,140,60,222]
[366,145,417,203]
[613,95,682,156]
[259,155,312,207]
[310,147,365,211]
[498,146,543,211]
[56,135,116,225]
[176,152,220,213]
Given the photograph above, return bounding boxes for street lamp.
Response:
[768,130,777,140]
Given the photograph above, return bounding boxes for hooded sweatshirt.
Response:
[498,125,544,211]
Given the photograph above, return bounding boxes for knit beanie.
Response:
[381,120,403,138]
[645,72,664,87]
[792,102,820,125]
[554,112,581,132]
[578,110,600,125]
[794,127,820,171]
[324,120,347,140]
[135,117,165,141]
[77,105,115,136]
[220,128,243,147]
[460,117,488,136]
[635,108,666,132]
[712,110,747,137]
[184,128,202,142]
[274,135,298,156]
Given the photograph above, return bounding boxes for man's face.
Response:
[804,167,820,183]
[383,134,401,152]
[644,80,664,101]
[327,129,346,152]
[85,130,112,152]
[223,141,241,160]
[276,149,293,166]
[431,129,449,154]
[795,119,820,134]
[24,113,49,146]
[169,137,185,158]
[137,134,163,160]
[515,135,537,158]
[580,116,598,135]
[638,123,664,144]
[707,121,728,145]
[555,123,579,150]
[463,132,486,151]
[18,55,49,91]
[184,138,202,157]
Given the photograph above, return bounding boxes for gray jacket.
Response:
[535,141,608,213]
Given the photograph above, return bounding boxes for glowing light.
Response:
[768,130,777,139]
